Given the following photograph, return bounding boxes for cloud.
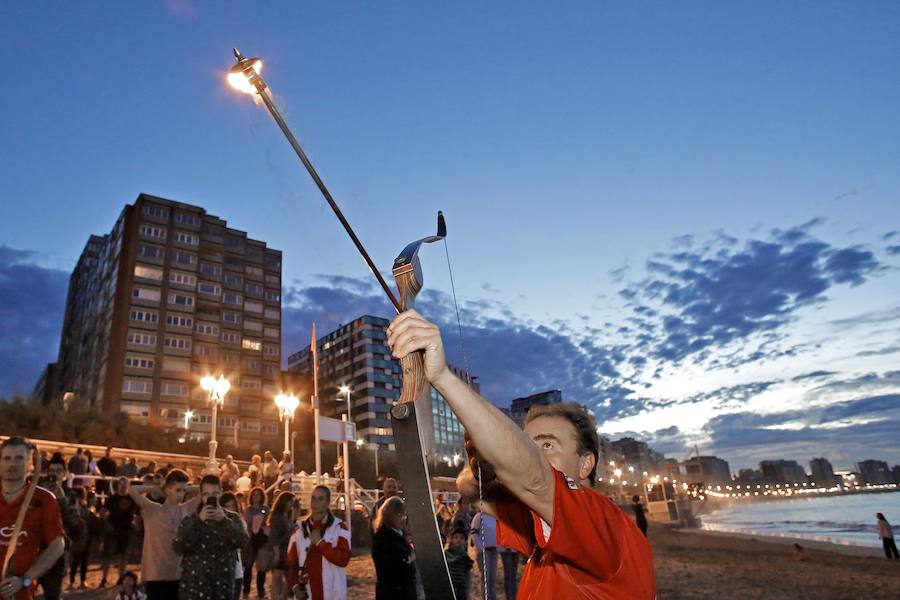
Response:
[618,222,885,365]
[0,246,68,398]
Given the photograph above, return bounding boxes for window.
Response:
[225,236,244,250]
[264,326,279,339]
[194,344,217,358]
[162,356,191,372]
[245,265,263,278]
[244,300,262,313]
[199,262,221,276]
[221,331,241,344]
[224,352,241,366]
[138,224,167,240]
[132,287,161,302]
[244,320,262,332]
[138,244,164,260]
[265,274,280,286]
[245,283,263,296]
[243,421,261,432]
[161,382,189,397]
[243,358,261,370]
[169,271,197,287]
[196,322,219,336]
[224,273,242,286]
[141,204,169,219]
[125,355,154,369]
[174,231,198,246]
[127,332,156,346]
[168,292,195,307]
[265,255,281,270]
[264,308,280,320]
[262,423,278,435]
[265,290,281,302]
[171,251,196,266]
[134,265,163,281]
[198,282,221,296]
[263,363,278,377]
[264,345,279,358]
[129,309,159,323]
[242,339,262,351]
[246,246,263,259]
[166,314,193,328]
[242,378,261,390]
[174,212,201,227]
[223,293,242,306]
[222,312,241,325]
[122,379,153,393]
[164,336,192,350]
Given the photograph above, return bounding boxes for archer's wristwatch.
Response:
[21,577,33,588]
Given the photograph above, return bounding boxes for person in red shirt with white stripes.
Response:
[388,311,657,600]
[286,485,351,600]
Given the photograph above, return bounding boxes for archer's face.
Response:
[523,415,594,484]
[0,446,28,483]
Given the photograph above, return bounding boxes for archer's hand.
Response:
[0,577,24,600]
[387,310,450,384]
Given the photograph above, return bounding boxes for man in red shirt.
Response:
[388,311,656,599]
[0,437,65,600]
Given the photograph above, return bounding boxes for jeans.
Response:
[476,548,498,600]
[884,537,899,559]
[243,561,267,596]
[500,551,519,599]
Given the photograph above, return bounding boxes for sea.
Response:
[700,491,900,548]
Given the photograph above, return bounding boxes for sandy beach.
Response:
[48,523,899,599]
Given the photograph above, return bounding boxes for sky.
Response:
[1,2,899,471]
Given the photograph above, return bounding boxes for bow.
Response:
[228,49,457,599]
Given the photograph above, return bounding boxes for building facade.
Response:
[810,457,837,487]
[286,315,475,460]
[857,459,892,485]
[759,460,808,484]
[671,456,732,487]
[610,437,667,477]
[50,194,284,448]
[509,390,562,427]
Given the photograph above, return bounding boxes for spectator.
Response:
[877,512,898,560]
[173,475,248,600]
[242,486,270,598]
[450,496,474,541]
[631,495,648,537]
[125,469,199,600]
[137,461,157,478]
[220,492,248,600]
[96,447,118,496]
[498,544,519,600]
[286,485,351,600]
[70,490,105,590]
[247,455,262,487]
[445,527,473,600]
[180,463,195,482]
[262,451,280,489]
[100,478,138,588]
[119,458,138,478]
[372,496,416,600]
[236,471,252,495]
[66,448,88,478]
[0,437,66,600]
[471,511,498,600]
[220,455,240,491]
[433,494,452,536]
[278,452,294,479]
[114,572,145,600]
[369,477,400,538]
[263,491,295,600]
[39,456,85,600]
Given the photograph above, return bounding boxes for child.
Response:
[445,527,474,600]
[115,572,146,600]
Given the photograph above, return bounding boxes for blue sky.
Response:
[2,2,898,470]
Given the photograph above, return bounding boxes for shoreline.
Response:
[678,526,884,557]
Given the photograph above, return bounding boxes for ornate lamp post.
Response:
[200,374,230,475]
[274,392,300,455]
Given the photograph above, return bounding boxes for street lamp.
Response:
[200,374,230,475]
[338,384,352,436]
[274,392,300,455]
[183,409,194,431]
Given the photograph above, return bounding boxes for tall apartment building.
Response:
[809,457,837,487]
[509,390,562,427]
[610,437,667,476]
[857,459,892,485]
[286,314,475,460]
[672,456,732,486]
[50,194,284,448]
[759,459,808,484]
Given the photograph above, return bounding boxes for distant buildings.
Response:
[810,457,837,487]
[857,459,892,485]
[610,437,666,477]
[509,390,562,427]
[759,460,808,484]
[286,314,477,461]
[42,194,285,449]
[672,455,732,487]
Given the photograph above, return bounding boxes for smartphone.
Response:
[205,496,219,508]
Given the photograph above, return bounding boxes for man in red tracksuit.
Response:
[286,486,351,600]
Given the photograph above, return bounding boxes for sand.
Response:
[41,524,900,599]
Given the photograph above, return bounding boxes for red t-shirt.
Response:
[0,486,65,599]
[496,469,656,599]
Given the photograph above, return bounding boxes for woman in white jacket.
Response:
[286,486,352,600]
